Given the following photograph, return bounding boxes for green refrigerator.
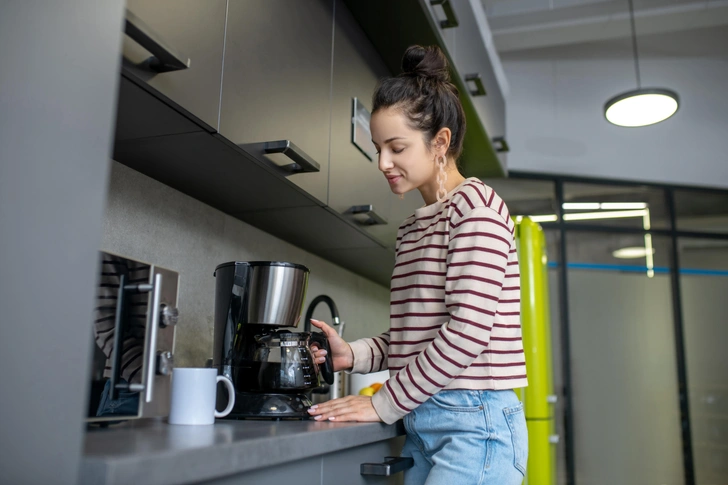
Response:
[515,217,558,485]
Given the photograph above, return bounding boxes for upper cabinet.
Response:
[218,0,334,206]
[328,0,394,242]
[121,0,227,132]
[342,0,508,178]
[425,0,508,170]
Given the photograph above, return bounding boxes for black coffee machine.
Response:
[213,261,334,419]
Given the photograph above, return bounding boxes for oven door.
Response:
[87,251,178,423]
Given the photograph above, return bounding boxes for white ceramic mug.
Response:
[169,368,235,425]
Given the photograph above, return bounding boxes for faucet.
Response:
[304,295,341,334]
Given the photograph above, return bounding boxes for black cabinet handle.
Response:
[361,456,414,476]
[124,9,190,73]
[465,73,487,97]
[492,137,510,153]
[260,140,321,175]
[430,0,459,28]
[347,205,388,225]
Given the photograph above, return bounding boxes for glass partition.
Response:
[679,238,728,483]
[563,182,669,230]
[674,189,728,234]
[566,232,684,484]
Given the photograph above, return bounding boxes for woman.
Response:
[308,45,528,484]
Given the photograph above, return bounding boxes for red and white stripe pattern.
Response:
[349,178,527,424]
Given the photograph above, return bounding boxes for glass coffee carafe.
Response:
[238,331,333,392]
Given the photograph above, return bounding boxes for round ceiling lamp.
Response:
[604,0,679,127]
[605,88,679,127]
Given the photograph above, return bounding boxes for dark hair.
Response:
[372,45,466,160]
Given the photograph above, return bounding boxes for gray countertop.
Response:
[81,418,405,485]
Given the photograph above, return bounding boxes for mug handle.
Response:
[214,376,235,418]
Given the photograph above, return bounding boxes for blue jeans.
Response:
[401,389,528,485]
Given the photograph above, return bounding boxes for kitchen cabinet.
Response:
[219,0,334,206]
[121,0,227,133]
[201,457,322,485]
[426,0,508,168]
[328,0,393,242]
[201,437,406,485]
[341,0,507,178]
[321,437,407,485]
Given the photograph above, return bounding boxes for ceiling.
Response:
[481,0,728,51]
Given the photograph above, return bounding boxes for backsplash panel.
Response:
[102,161,391,367]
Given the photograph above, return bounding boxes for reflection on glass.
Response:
[566,233,684,484]
[674,190,728,234]
[565,231,671,279]
[679,239,728,482]
[562,182,669,229]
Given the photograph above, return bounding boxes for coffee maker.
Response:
[212,261,334,419]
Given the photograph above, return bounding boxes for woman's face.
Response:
[370,107,437,196]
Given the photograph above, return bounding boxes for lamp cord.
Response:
[628,0,641,88]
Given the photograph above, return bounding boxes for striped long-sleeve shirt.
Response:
[349,178,527,424]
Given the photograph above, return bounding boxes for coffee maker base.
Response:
[224,392,314,420]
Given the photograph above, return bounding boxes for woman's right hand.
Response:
[309,318,354,372]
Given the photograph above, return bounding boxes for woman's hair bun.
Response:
[401,45,450,83]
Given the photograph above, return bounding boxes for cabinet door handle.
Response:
[492,137,510,153]
[124,9,191,73]
[144,273,164,403]
[430,0,459,29]
[347,205,388,225]
[465,74,487,97]
[361,456,414,476]
[262,140,321,174]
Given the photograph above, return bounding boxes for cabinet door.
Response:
[450,0,507,168]
[328,0,393,241]
[321,437,407,485]
[122,0,227,131]
[219,0,334,205]
[421,0,508,170]
[200,456,322,485]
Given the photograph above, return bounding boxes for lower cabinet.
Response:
[200,436,406,485]
[200,456,322,485]
[322,437,407,485]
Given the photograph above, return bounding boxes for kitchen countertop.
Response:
[81,418,405,485]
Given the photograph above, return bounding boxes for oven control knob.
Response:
[156,351,174,376]
[160,304,179,328]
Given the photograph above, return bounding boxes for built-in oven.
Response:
[86,251,178,423]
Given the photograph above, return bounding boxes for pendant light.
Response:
[604,0,679,127]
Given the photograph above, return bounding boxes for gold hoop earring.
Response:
[399,193,404,200]
[435,155,448,203]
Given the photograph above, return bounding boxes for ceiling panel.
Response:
[482,0,728,51]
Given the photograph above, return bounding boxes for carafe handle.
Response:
[310,333,335,386]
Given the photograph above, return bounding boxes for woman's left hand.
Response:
[307,395,382,422]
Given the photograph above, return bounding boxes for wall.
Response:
[501,25,728,189]
[102,161,391,368]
